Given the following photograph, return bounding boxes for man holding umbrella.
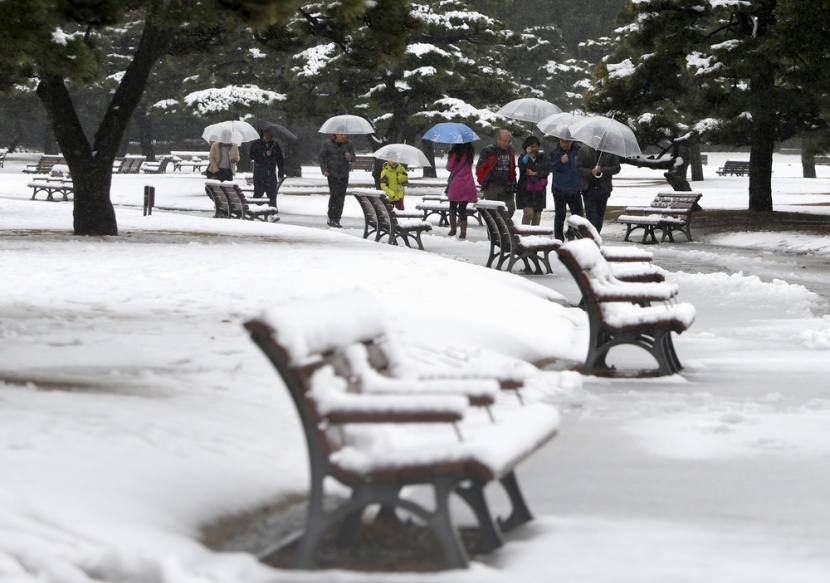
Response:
[476,129,517,215]
[576,137,621,233]
[318,133,355,228]
[250,129,285,211]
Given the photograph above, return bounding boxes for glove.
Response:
[522,155,530,165]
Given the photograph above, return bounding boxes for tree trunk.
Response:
[802,154,817,178]
[136,106,156,161]
[73,160,119,236]
[35,12,173,236]
[421,139,437,178]
[690,142,704,182]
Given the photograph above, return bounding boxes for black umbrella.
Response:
[255,121,298,142]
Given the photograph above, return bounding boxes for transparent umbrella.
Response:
[318,114,375,135]
[497,98,562,123]
[536,111,586,140]
[568,116,641,159]
[202,120,260,145]
[373,144,432,167]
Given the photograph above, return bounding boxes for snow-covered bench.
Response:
[716,160,750,176]
[476,200,561,274]
[23,155,64,174]
[557,239,696,376]
[415,195,481,227]
[112,155,146,174]
[141,155,173,174]
[566,215,666,283]
[244,291,559,569]
[617,191,702,244]
[219,183,278,222]
[28,177,73,201]
[352,189,432,250]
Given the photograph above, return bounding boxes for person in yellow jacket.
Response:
[379,160,408,210]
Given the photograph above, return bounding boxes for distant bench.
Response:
[476,200,561,275]
[352,189,432,250]
[815,156,830,166]
[28,177,73,201]
[171,151,209,172]
[716,160,750,176]
[415,195,481,227]
[352,155,376,172]
[618,191,703,244]
[112,155,146,174]
[23,155,64,174]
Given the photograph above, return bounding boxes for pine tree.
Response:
[0,0,404,236]
[587,0,830,211]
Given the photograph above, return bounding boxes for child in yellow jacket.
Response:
[379,161,408,210]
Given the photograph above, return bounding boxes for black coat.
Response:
[250,139,285,197]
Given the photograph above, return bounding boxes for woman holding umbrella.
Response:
[207,130,240,182]
[446,142,478,239]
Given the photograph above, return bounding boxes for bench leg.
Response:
[623,224,635,242]
[497,471,534,531]
[455,481,505,553]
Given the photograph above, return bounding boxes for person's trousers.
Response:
[327,176,349,221]
[582,186,609,233]
[483,185,515,216]
[553,190,584,240]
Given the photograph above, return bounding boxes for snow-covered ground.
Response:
[1,150,830,582]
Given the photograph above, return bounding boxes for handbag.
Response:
[525,175,548,193]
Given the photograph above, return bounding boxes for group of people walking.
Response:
[470,128,621,240]
[214,125,619,235]
[316,128,621,237]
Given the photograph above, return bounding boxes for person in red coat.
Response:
[475,129,517,215]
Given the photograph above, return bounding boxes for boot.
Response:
[448,211,457,236]
[459,219,467,240]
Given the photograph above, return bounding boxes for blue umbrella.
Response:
[422,122,480,144]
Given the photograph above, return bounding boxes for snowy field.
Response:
[1,150,830,582]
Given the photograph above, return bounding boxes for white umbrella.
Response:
[202,120,260,145]
[372,144,432,167]
[536,111,586,140]
[568,116,642,159]
[497,98,562,123]
[319,114,375,135]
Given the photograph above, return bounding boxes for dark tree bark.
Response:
[421,139,437,178]
[35,14,173,236]
[801,149,817,179]
[136,106,156,161]
[689,142,704,182]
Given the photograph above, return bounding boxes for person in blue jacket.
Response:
[548,136,583,241]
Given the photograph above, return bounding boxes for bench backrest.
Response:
[33,155,64,172]
[475,201,507,249]
[218,184,246,218]
[352,191,380,230]
[566,214,603,245]
[204,182,230,217]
